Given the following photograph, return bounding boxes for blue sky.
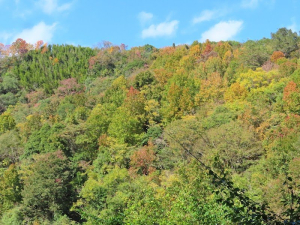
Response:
[0,0,299,48]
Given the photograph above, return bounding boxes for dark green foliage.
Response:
[21,151,77,222]
[134,70,155,89]
[239,40,271,69]
[271,28,299,57]
[12,45,95,93]
[124,59,145,72]
[0,92,18,111]
[0,73,21,112]
[22,123,65,158]
[0,130,23,162]
[141,125,162,146]
[0,73,20,94]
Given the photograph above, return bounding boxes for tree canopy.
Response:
[0,28,300,224]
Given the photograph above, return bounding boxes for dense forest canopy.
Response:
[0,28,300,224]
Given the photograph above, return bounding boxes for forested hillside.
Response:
[0,28,300,224]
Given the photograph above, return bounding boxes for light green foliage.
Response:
[124,164,230,224]
[102,75,127,107]
[291,69,300,84]
[202,105,237,129]
[108,106,144,145]
[279,60,298,77]
[74,166,129,224]
[202,121,262,173]
[57,102,76,120]
[85,76,114,95]
[0,164,22,215]
[224,60,245,85]
[124,178,165,224]
[238,68,280,89]
[205,56,224,76]
[66,106,90,124]
[0,112,16,134]
[1,207,23,225]
[166,118,262,173]
[86,103,116,138]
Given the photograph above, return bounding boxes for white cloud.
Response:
[38,0,73,14]
[138,11,153,25]
[200,20,243,42]
[13,21,57,44]
[193,10,216,24]
[241,0,260,9]
[142,20,179,38]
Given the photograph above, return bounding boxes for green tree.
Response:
[0,130,23,163]
[0,164,22,216]
[271,28,299,57]
[0,112,16,134]
[74,166,129,224]
[108,106,144,145]
[22,123,64,158]
[239,40,270,69]
[20,151,76,222]
[134,70,155,90]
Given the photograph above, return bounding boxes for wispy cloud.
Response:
[200,20,243,42]
[57,2,72,11]
[138,11,153,25]
[192,9,228,24]
[13,9,33,19]
[193,10,215,24]
[287,18,299,33]
[142,20,179,38]
[241,0,260,9]
[0,32,14,44]
[37,0,73,15]
[13,21,57,44]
